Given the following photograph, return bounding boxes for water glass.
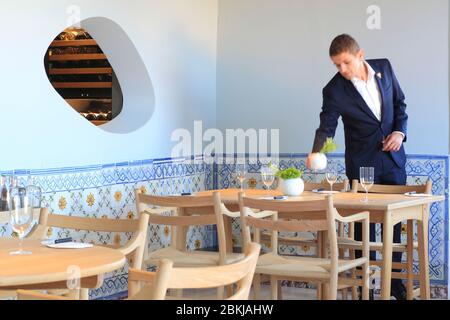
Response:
[261,164,276,194]
[236,163,246,190]
[326,161,338,191]
[360,167,374,203]
[9,185,34,255]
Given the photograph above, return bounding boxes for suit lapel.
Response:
[368,61,386,123]
[343,79,380,123]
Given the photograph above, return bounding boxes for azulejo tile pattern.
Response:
[0,153,448,299]
[0,156,213,300]
[214,153,449,297]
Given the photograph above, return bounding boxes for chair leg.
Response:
[217,287,224,299]
[226,285,234,298]
[362,265,370,300]
[327,278,337,300]
[277,280,283,300]
[349,250,359,300]
[406,220,414,300]
[341,288,348,300]
[316,282,322,300]
[79,288,89,300]
[253,274,261,299]
[270,276,278,300]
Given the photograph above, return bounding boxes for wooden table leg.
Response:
[417,204,430,300]
[381,210,393,300]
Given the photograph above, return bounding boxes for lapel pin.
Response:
[376,72,382,79]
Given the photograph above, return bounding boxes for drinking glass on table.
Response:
[359,167,374,203]
[9,185,34,255]
[325,161,338,192]
[236,163,246,190]
[261,164,276,195]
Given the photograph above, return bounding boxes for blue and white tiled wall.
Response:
[0,153,448,299]
[0,156,214,300]
[215,153,449,298]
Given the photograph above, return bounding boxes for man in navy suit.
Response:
[307,34,408,299]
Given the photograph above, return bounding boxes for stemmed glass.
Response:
[261,164,276,196]
[326,161,338,192]
[236,163,246,191]
[0,175,12,211]
[26,175,42,209]
[360,167,374,203]
[9,183,34,255]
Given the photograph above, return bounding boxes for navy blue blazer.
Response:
[312,59,408,180]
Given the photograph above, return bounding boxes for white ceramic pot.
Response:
[279,178,304,196]
[309,153,327,171]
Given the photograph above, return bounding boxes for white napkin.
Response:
[41,241,93,249]
[404,193,433,197]
[258,196,288,200]
[258,196,274,200]
[316,190,340,194]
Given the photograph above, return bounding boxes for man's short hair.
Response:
[329,34,360,57]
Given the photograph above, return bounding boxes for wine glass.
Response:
[326,161,338,192]
[360,167,374,203]
[236,163,246,190]
[9,185,34,255]
[26,175,42,209]
[261,164,275,196]
[0,175,12,211]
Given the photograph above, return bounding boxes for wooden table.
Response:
[196,188,445,300]
[0,239,125,298]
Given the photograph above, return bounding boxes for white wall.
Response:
[216,0,449,155]
[0,0,218,169]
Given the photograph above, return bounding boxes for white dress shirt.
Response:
[351,61,405,139]
[351,61,382,121]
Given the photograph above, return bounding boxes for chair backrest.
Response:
[33,208,149,269]
[238,192,339,269]
[304,179,350,192]
[135,190,230,264]
[351,179,432,194]
[128,242,261,300]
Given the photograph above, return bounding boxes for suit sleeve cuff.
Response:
[393,131,405,140]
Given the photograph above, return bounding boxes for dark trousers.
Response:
[352,152,407,287]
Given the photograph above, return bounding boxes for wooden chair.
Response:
[17,242,261,300]
[28,208,149,299]
[259,180,352,299]
[239,192,371,300]
[135,190,244,298]
[337,179,432,299]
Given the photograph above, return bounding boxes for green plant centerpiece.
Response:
[269,164,305,196]
[275,167,303,180]
[310,137,337,171]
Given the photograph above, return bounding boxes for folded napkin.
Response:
[315,190,340,194]
[258,196,288,200]
[404,193,433,197]
[41,240,93,249]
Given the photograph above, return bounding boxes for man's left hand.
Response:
[382,132,403,152]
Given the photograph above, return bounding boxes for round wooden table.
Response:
[0,239,125,291]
